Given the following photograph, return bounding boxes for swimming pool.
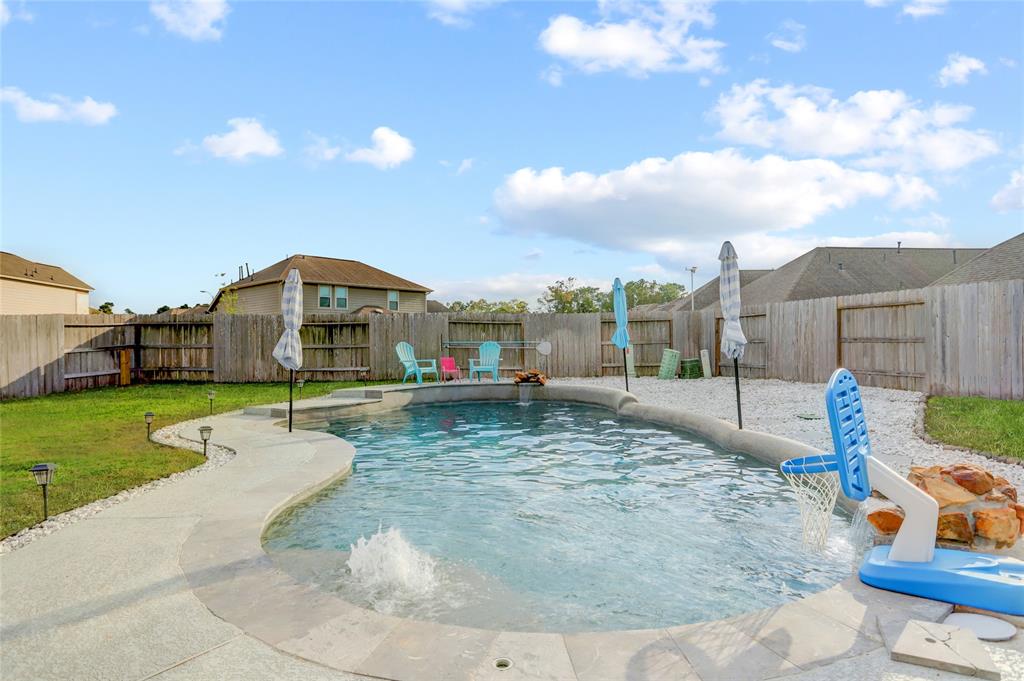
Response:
[263,401,860,632]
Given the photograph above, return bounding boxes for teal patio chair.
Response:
[395,342,438,384]
[468,341,501,382]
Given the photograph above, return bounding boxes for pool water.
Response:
[263,401,862,632]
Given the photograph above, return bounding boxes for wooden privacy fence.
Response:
[1,279,1021,400]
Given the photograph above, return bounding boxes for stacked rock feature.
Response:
[867,463,1023,550]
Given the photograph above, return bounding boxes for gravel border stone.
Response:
[0,414,236,555]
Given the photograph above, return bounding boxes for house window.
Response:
[388,290,399,311]
[335,286,348,310]
[318,285,331,308]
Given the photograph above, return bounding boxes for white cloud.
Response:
[938,53,987,87]
[345,127,415,170]
[431,272,606,304]
[629,262,674,278]
[864,0,947,18]
[891,175,937,208]
[698,76,712,87]
[541,65,565,87]
[903,211,950,229]
[539,0,724,79]
[493,149,931,254]
[991,169,1024,212]
[767,19,805,53]
[456,158,474,175]
[172,140,200,157]
[999,57,1018,69]
[903,0,947,18]
[0,86,117,125]
[304,134,341,163]
[426,0,501,27]
[1,0,32,27]
[523,248,543,260]
[711,80,998,171]
[150,0,229,41]
[201,118,283,161]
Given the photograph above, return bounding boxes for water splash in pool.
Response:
[347,526,438,612]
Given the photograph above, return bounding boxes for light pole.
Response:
[207,389,216,415]
[296,378,305,399]
[144,411,155,440]
[29,463,57,520]
[686,266,698,312]
[199,426,213,457]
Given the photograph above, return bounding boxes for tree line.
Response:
[447,278,686,314]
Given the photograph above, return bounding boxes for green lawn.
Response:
[924,396,1024,461]
[0,381,379,538]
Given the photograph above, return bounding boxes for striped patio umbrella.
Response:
[272,268,303,432]
[718,241,747,429]
[611,277,631,392]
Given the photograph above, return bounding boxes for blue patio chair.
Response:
[468,341,501,382]
[395,342,438,384]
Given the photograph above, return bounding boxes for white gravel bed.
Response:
[0,415,235,555]
[554,376,1024,490]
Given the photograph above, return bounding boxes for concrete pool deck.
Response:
[1,381,1021,681]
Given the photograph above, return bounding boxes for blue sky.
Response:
[2,0,1022,312]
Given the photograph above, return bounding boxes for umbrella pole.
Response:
[288,369,294,433]
[623,347,630,392]
[733,357,742,429]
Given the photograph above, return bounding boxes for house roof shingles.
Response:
[930,233,1024,286]
[0,251,92,291]
[230,254,432,293]
[737,246,986,307]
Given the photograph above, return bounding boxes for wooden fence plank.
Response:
[3,282,1022,399]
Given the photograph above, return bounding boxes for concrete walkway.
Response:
[0,410,363,681]
[2,384,1021,681]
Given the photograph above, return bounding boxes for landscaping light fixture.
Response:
[144,411,155,439]
[207,389,216,415]
[198,426,213,457]
[296,379,305,399]
[29,463,57,520]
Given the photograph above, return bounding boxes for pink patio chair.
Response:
[440,356,461,382]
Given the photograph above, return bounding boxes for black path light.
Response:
[144,411,155,440]
[207,389,216,415]
[198,426,213,457]
[29,463,57,520]
[296,378,305,399]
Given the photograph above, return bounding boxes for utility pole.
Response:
[686,266,698,311]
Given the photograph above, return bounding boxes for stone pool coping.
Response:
[173,381,963,680]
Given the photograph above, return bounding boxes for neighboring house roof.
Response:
[738,246,986,308]
[0,251,93,292]
[168,304,210,316]
[426,299,450,312]
[930,233,1024,286]
[633,270,772,313]
[210,254,431,309]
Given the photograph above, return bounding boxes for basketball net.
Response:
[782,468,840,550]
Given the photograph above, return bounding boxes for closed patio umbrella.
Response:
[272,268,303,432]
[718,241,747,429]
[611,277,631,392]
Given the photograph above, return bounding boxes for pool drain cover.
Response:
[494,658,513,670]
